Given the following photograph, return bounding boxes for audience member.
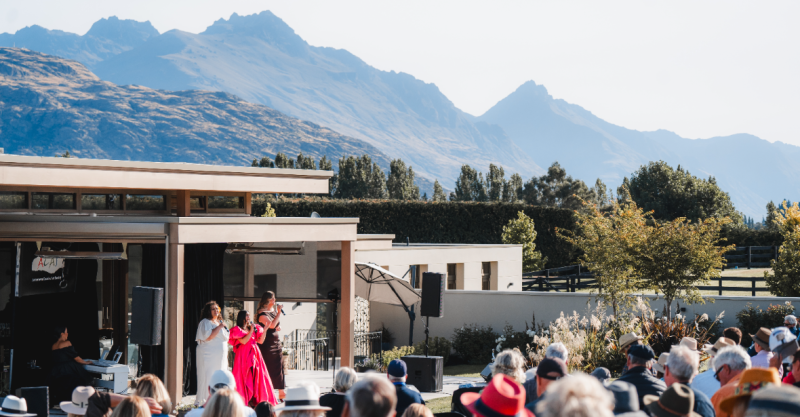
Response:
[275,382,331,417]
[718,368,780,417]
[652,353,669,380]
[524,357,568,413]
[709,346,752,417]
[523,343,569,403]
[591,367,612,386]
[0,396,37,417]
[386,359,424,417]
[742,383,800,417]
[768,326,797,376]
[536,372,614,417]
[723,328,742,346]
[461,374,533,417]
[400,404,432,417]
[785,315,799,338]
[619,333,644,375]
[786,350,800,387]
[185,370,256,417]
[61,386,95,417]
[642,384,698,417]
[749,328,782,377]
[663,345,714,417]
[606,381,648,417]
[134,374,172,416]
[255,402,277,417]
[204,388,247,417]
[343,375,397,417]
[680,337,700,352]
[109,396,151,417]
[692,337,735,399]
[320,367,359,417]
[86,388,162,417]
[617,345,666,415]
[492,349,527,384]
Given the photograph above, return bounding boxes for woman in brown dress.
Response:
[257,291,286,400]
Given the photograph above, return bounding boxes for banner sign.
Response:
[15,242,77,297]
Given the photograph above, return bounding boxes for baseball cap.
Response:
[210,369,236,393]
[536,358,568,380]
[628,345,655,361]
[387,359,407,378]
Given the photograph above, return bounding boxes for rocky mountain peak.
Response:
[202,11,308,55]
[85,16,159,44]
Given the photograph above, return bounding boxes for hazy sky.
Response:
[3,1,799,145]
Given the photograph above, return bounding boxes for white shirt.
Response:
[186,405,257,417]
[751,350,783,378]
[690,368,720,399]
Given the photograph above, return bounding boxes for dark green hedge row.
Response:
[719,227,783,247]
[253,198,579,268]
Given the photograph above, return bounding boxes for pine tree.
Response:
[252,156,275,168]
[296,152,317,170]
[766,201,779,231]
[387,159,420,200]
[454,165,478,201]
[274,153,294,169]
[432,180,447,203]
[502,173,523,203]
[486,164,505,202]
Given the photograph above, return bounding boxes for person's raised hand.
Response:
[143,397,163,414]
[769,353,783,369]
[276,304,283,312]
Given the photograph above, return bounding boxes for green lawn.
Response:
[427,396,453,413]
[443,364,485,377]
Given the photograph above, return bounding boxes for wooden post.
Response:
[340,241,355,367]
[752,278,756,297]
[244,192,252,215]
[165,226,184,403]
[577,265,581,289]
[719,279,723,296]
[747,246,752,269]
[176,190,190,217]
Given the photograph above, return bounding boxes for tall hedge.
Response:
[253,198,578,268]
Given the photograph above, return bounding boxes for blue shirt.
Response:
[393,381,425,417]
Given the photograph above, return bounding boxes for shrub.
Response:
[452,324,500,365]
[640,307,722,357]
[357,356,382,372]
[380,346,415,369]
[413,336,452,365]
[736,302,796,346]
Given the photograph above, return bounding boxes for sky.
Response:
[2,1,799,145]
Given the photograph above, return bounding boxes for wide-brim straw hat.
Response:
[643,384,701,417]
[679,337,699,351]
[719,368,781,414]
[619,332,643,350]
[652,353,669,374]
[749,327,771,350]
[702,337,735,357]
[275,383,332,412]
[60,386,96,415]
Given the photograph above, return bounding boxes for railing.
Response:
[284,338,329,371]
[697,277,771,296]
[287,330,383,371]
[354,331,383,365]
[723,246,778,269]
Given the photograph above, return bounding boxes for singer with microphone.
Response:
[230,310,277,406]
[257,291,286,401]
[194,301,229,406]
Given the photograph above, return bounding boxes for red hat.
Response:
[462,374,533,417]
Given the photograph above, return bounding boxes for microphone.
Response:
[277,303,286,316]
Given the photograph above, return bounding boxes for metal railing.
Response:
[284,338,329,371]
[354,331,383,365]
[286,330,383,371]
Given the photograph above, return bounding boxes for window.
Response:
[447,264,457,290]
[32,192,75,210]
[126,195,166,211]
[207,196,244,209]
[190,197,205,210]
[0,192,26,210]
[81,194,122,210]
[481,262,491,290]
[411,265,424,289]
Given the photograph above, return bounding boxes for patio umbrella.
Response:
[354,262,421,310]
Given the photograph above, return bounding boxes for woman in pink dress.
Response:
[229,310,277,406]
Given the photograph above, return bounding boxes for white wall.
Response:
[370,290,800,347]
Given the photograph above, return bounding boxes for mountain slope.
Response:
[478,81,800,218]
[0,47,388,168]
[90,11,541,185]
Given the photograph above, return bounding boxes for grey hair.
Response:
[628,354,653,368]
[666,345,699,382]
[333,367,359,392]
[536,373,614,417]
[712,345,751,373]
[346,375,397,417]
[491,349,527,383]
[545,343,569,362]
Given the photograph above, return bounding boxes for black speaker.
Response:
[402,355,444,392]
[16,386,48,417]
[420,272,444,317]
[131,286,164,346]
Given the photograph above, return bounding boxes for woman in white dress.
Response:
[195,300,229,405]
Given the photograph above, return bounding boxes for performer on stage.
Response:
[230,310,277,406]
[257,291,286,401]
[49,326,94,406]
[195,301,229,406]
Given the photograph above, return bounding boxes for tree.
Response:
[333,155,387,199]
[274,152,294,169]
[624,161,742,224]
[319,156,334,196]
[432,180,447,202]
[589,179,610,209]
[765,201,800,296]
[521,162,593,210]
[252,156,275,168]
[766,201,779,231]
[453,165,487,202]
[487,164,505,202]
[387,159,420,200]
[639,216,733,318]
[296,152,316,170]
[501,211,547,272]
[559,197,650,317]
[502,173,523,203]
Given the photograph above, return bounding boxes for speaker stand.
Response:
[424,317,430,357]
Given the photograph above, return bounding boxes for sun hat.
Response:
[679,337,699,351]
[628,344,655,361]
[643,384,700,417]
[0,396,37,417]
[749,327,771,350]
[719,368,781,414]
[607,381,648,417]
[744,384,800,417]
[387,359,408,378]
[60,386,96,415]
[275,382,332,411]
[768,326,798,358]
[702,337,735,357]
[652,353,669,374]
[209,369,236,393]
[462,374,533,417]
[619,332,643,351]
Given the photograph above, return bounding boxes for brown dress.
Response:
[257,310,286,389]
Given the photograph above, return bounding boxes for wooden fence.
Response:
[723,246,778,269]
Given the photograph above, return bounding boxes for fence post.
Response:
[752,278,756,297]
[719,279,722,296]
[570,275,575,293]
[577,265,581,289]
[747,246,752,269]
[546,270,550,292]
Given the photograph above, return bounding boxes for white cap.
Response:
[209,369,236,393]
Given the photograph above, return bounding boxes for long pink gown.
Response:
[229,324,277,405]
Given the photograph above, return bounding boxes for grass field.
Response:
[443,364,485,377]
[426,396,453,413]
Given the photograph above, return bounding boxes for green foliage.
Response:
[487,164,505,202]
[413,337,452,365]
[380,346,416,368]
[254,198,578,267]
[501,211,546,272]
[451,324,500,365]
[766,201,779,231]
[260,203,276,218]
[640,310,722,357]
[296,152,317,170]
[333,155,387,199]
[387,159,420,200]
[764,201,800,296]
[274,152,295,169]
[432,180,447,203]
[503,173,523,203]
[497,324,535,355]
[453,165,488,202]
[736,303,796,346]
[357,356,383,372]
[521,162,597,210]
[623,161,742,224]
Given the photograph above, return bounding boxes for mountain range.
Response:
[1,11,797,217]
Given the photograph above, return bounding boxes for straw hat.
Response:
[462,374,533,417]
[275,382,331,412]
[719,368,781,414]
[652,353,669,374]
[619,332,643,351]
[744,384,800,417]
[0,396,37,417]
[702,337,735,357]
[60,386,96,415]
[643,384,701,417]
[749,327,771,350]
[679,337,699,351]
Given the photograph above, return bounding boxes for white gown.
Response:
[195,319,230,405]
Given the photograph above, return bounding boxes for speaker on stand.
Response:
[130,287,164,346]
[407,272,445,392]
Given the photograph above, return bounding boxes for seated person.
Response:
[134,374,172,416]
[49,326,94,405]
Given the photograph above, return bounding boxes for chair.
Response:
[450,386,484,416]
